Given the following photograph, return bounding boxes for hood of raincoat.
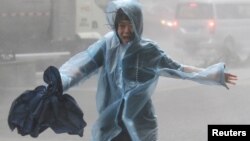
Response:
[106,0,143,42]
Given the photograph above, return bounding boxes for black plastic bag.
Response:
[8,66,87,137]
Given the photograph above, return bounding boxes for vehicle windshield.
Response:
[176,2,213,19]
[216,3,250,19]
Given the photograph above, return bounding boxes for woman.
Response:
[59,0,237,140]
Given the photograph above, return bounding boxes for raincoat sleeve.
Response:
[156,48,228,89]
[59,38,105,91]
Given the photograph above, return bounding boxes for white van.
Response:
[173,0,250,65]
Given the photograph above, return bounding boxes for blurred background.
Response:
[1,0,250,141]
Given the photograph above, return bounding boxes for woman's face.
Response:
[117,20,134,44]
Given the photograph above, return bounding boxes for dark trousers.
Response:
[111,126,131,141]
[111,100,132,141]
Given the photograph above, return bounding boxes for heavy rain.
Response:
[0,0,250,141]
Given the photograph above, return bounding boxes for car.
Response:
[173,0,250,66]
[143,3,174,39]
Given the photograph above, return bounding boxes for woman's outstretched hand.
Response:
[225,73,237,86]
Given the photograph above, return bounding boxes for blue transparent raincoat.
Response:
[59,0,228,140]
